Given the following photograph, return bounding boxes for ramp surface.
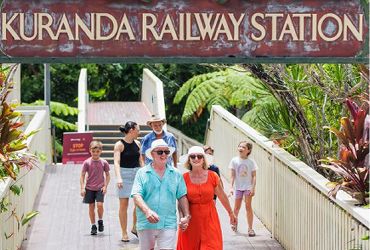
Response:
[22,164,283,250]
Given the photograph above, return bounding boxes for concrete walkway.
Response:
[22,164,283,250]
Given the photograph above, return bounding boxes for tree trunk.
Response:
[243,64,319,169]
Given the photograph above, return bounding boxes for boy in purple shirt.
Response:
[80,140,110,235]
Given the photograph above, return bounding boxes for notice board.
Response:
[62,132,93,164]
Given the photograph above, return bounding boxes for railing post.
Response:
[78,68,88,132]
[271,152,276,239]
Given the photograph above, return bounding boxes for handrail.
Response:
[205,105,369,250]
[0,106,52,250]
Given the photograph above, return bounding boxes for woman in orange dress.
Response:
[177,146,237,250]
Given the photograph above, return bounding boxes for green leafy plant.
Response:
[1,69,38,181]
[23,100,78,131]
[0,65,40,244]
[321,96,369,205]
[173,67,265,122]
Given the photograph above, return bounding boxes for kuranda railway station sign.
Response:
[0,0,368,63]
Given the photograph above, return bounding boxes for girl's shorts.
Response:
[235,189,251,199]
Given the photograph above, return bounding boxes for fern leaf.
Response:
[181,78,225,122]
[174,71,227,104]
[25,100,78,116]
[50,116,77,131]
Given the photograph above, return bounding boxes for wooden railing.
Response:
[205,105,369,250]
[0,106,52,250]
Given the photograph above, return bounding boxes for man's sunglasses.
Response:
[189,154,204,160]
[154,150,171,155]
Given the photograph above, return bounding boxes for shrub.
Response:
[321,96,369,205]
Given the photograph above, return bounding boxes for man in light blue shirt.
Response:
[132,139,190,250]
[141,115,178,167]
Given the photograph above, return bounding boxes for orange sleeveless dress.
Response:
[177,171,222,250]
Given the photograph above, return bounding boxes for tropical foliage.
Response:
[21,64,145,106]
[24,100,78,130]
[0,65,39,239]
[173,66,266,122]
[174,64,368,170]
[0,66,38,181]
[321,96,369,205]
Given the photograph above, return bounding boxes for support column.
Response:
[44,64,50,106]
[3,64,21,103]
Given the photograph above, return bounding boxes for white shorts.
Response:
[138,229,177,250]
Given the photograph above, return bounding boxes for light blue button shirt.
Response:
[131,163,187,230]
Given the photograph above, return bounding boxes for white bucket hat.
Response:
[179,146,212,164]
[145,139,175,160]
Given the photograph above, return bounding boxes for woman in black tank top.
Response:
[119,139,140,168]
[113,121,143,242]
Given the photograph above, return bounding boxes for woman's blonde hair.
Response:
[183,156,209,170]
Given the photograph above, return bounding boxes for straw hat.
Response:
[147,115,166,126]
[145,139,175,160]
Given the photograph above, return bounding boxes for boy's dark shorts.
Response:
[83,189,104,203]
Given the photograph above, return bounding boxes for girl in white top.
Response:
[229,141,257,236]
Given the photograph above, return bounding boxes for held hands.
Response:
[178,215,191,231]
[145,209,160,224]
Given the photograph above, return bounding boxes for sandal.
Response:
[248,229,256,237]
[121,233,130,242]
[131,229,138,238]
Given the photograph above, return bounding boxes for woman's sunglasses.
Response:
[154,150,171,155]
[189,154,204,160]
